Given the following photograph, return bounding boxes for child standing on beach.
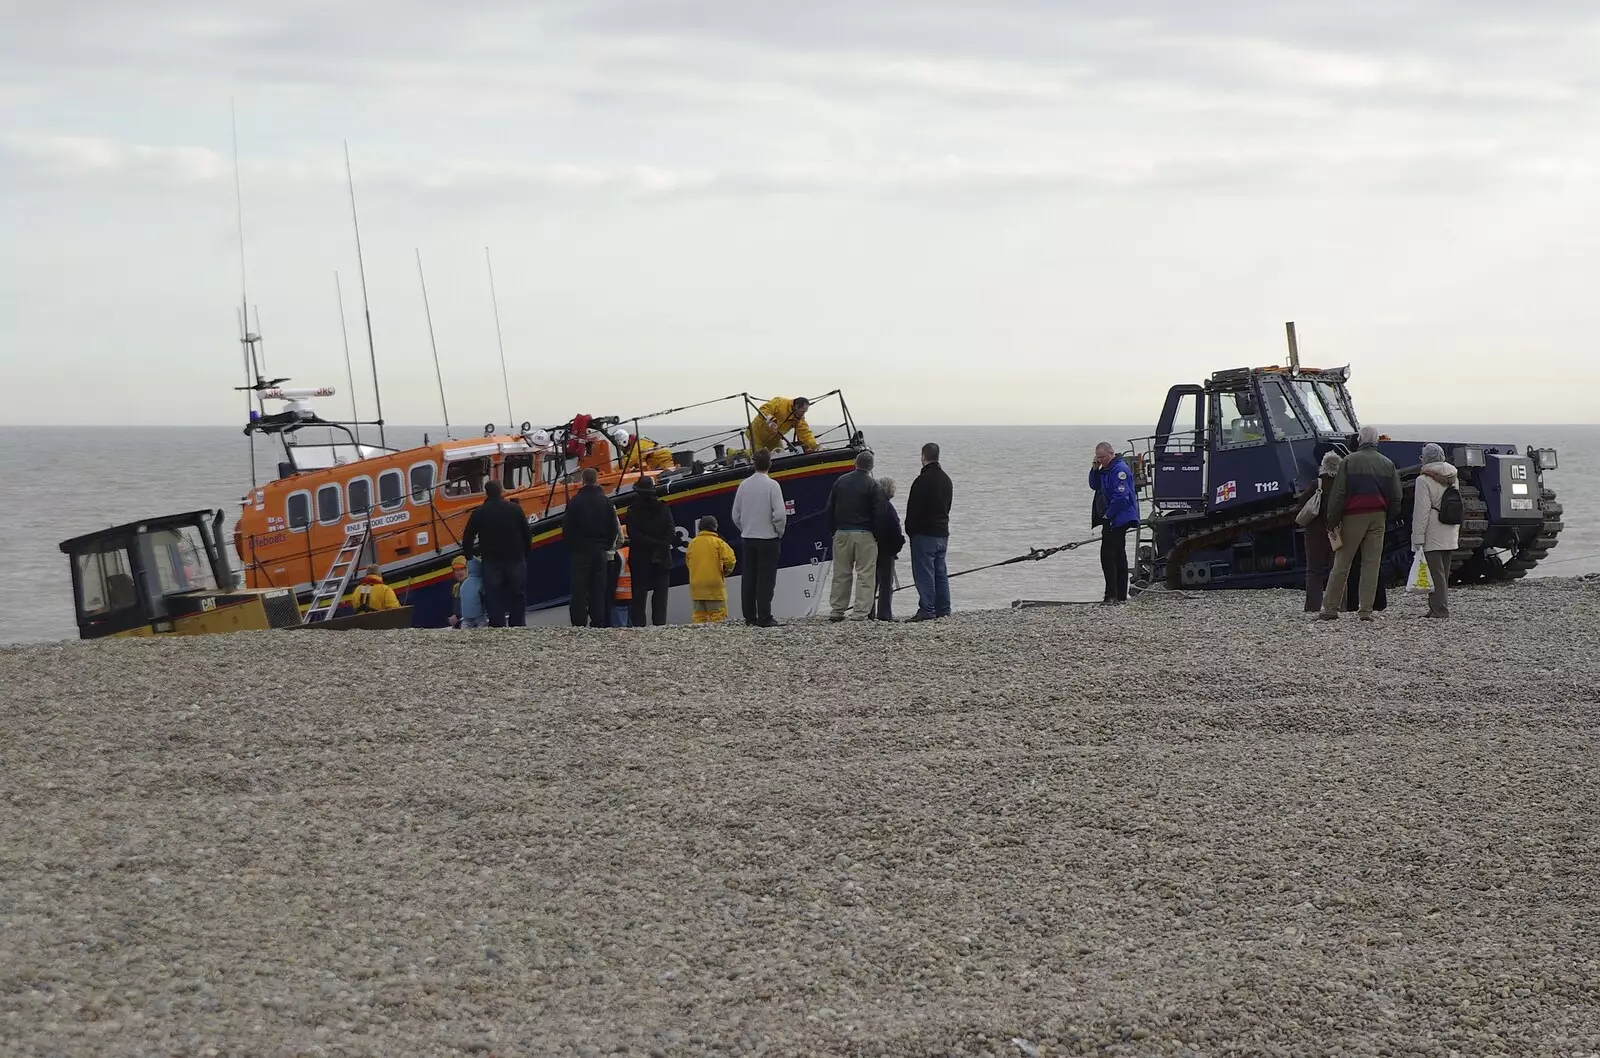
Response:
[449,556,487,629]
[686,516,737,624]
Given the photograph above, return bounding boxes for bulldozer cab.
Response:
[59,509,299,639]
[1144,367,1359,516]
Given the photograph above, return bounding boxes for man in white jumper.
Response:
[731,449,788,627]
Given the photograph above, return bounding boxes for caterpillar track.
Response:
[1155,479,1564,590]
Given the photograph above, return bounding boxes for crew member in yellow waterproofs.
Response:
[748,396,819,454]
[354,566,402,612]
[686,515,738,624]
[609,427,678,472]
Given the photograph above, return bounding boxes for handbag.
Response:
[1294,484,1323,527]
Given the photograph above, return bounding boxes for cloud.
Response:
[1,134,227,183]
[3,127,1584,205]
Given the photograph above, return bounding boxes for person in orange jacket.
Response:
[685,516,737,624]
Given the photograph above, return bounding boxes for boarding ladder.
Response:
[302,527,369,624]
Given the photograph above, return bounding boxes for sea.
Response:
[3,424,1595,644]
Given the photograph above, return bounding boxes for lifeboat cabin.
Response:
[235,401,658,606]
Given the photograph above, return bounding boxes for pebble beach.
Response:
[3,583,1599,1057]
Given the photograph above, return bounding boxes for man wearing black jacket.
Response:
[564,467,622,627]
[461,480,533,627]
[623,475,678,626]
[904,442,953,621]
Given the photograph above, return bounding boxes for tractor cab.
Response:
[59,509,300,639]
[1143,366,1360,519]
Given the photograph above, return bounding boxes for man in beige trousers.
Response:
[1320,425,1404,621]
[825,450,888,621]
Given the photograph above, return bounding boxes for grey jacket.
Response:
[732,472,787,540]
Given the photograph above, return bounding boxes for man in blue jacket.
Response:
[1090,442,1140,604]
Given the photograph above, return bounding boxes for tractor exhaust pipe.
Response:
[1285,321,1301,370]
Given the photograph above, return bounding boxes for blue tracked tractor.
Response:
[1126,328,1563,592]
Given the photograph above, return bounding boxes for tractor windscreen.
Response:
[139,526,219,595]
[1316,381,1356,434]
[1291,379,1336,433]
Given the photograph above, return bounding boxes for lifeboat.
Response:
[233,389,863,626]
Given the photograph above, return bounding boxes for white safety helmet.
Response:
[529,429,552,448]
[609,426,631,447]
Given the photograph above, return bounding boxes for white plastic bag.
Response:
[1406,550,1433,593]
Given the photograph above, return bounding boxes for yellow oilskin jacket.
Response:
[686,531,737,601]
[355,576,401,612]
[626,437,677,471]
[750,397,819,452]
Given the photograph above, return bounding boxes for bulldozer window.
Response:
[1291,379,1336,434]
[1262,379,1310,440]
[76,547,136,616]
[1214,391,1265,447]
[140,526,219,596]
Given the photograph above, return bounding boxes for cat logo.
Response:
[200,597,217,612]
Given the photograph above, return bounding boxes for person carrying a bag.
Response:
[1409,442,1462,619]
[1296,452,1343,612]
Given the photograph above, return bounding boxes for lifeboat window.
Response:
[75,547,137,617]
[443,457,490,499]
[286,490,312,531]
[348,477,374,517]
[378,470,405,510]
[316,483,343,525]
[409,462,437,504]
[503,453,536,490]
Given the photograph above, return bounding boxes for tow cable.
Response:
[892,535,1101,593]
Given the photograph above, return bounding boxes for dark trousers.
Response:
[1101,525,1130,602]
[875,551,897,620]
[569,547,608,627]
[909,534,950,617]
[629,565,670,626]
[601,553,622,628]
[741,537,781,623]
[482,558,527,627]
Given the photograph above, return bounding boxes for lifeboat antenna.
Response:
[1285,320,1301,371]
[231,100,261,489]
[344,142,387,449]
[415,248,453,439]
[334,271,362,444]
[484,246,514,433]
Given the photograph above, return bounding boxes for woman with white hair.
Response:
[1297,451,1343,612]
[872,477,906,620]
[1411,442,1461,618]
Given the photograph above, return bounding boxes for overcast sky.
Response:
[4,0,1599,427]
